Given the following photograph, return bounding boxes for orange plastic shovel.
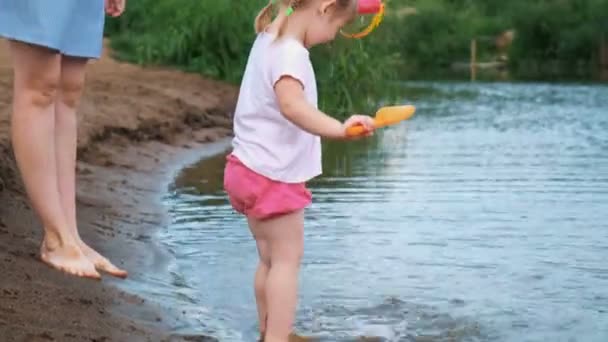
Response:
[346,105,416,137]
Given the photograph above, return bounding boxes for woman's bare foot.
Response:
[40,233,101,280]
[79,241,128,278]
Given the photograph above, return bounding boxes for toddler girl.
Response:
[224,0,383,340]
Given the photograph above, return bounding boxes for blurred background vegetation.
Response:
[104,0,608,116]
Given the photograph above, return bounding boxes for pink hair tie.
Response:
[357,0,382,14]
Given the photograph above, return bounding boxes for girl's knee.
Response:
[272,242,303,266]
[256,239,272,267]
[290,236,304,263]
[292,248,304,265]
[260,255,271,268]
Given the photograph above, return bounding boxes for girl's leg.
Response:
[56,55,127,278]
[8,41,99,279]
[248,218,272,339]
[252,210,305,342]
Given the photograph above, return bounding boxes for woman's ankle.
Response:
[42,228,77,249]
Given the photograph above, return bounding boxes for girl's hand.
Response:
[342,115,375,139]
[105,0,126,17]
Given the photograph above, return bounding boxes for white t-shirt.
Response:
[231,32,322,183]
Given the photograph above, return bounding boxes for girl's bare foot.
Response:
[40,233,101,280]
[264,332,311,342]
[79,241,128,278]
[289,333,311,342]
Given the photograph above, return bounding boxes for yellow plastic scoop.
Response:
[346,105,416,137]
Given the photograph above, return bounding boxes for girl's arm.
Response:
[275,76,374,139]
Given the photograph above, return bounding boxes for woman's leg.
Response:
[56,55,127,278]
[251,210,305,342]
[9,40,99,279]
[248,218,272,339]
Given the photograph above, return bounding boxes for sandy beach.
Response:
[0,39,237,342]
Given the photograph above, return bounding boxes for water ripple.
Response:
[150,82,608,342]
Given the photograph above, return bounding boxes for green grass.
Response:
[104,0,607,114]
[104,0,401,117]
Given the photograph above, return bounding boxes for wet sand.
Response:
[0,39,236,341]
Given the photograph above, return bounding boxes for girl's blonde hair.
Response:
[254,0,357,36]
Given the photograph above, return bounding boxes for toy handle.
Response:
[345,121,377,137]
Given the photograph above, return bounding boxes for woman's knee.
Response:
[21,75,60,108]
[59,75,86,108]
[10,41,62,108]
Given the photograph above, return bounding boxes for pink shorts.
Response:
[223,154,312,220]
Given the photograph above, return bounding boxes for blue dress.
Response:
[0,0,106,59]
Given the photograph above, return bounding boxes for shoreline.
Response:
[0,39,237,341]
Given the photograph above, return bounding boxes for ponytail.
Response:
[255,0,319,38]
[254,1,274,33]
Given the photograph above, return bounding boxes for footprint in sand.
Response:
[24,331,55,341]
[1,287,19,299]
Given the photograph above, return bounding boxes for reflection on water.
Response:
[155,82,608,341]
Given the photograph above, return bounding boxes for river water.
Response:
[148,82,607,341]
